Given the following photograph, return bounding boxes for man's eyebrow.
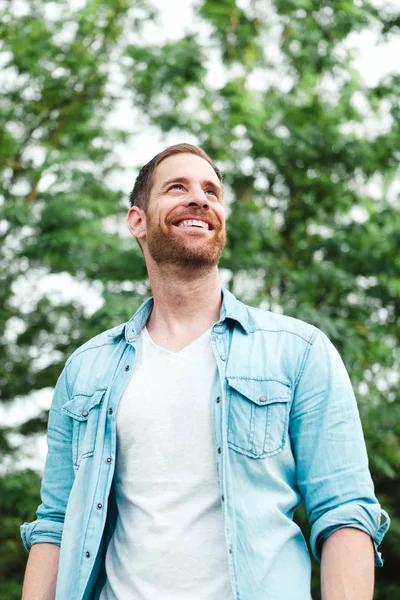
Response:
[161,176,222,193]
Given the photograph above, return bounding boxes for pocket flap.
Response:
[62,389,107,421]
[227,377,291,406]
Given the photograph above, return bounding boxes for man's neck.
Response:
[145,264,222,351]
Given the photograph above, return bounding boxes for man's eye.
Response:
[169,184,184,191]
[206,189,217,196]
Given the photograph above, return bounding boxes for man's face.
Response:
[140,153,226,268]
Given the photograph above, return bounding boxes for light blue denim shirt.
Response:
[21,288,389,600]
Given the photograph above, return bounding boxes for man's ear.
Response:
[127,206,146,241]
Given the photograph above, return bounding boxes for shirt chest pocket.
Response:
[227,377,291,458]
[62,389,107,468]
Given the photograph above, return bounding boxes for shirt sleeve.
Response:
[20,367,75,551]
[290,329,390,566]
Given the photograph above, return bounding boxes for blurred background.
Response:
[0,0,399,598]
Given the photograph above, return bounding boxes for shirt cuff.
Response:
[20,519,63,551]
[310,503,390,567]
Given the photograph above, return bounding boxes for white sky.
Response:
[1,0,400,471]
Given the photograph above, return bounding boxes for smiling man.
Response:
[21,144,389,600]
[131,150,226,269]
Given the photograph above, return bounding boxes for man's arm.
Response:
[321,528,374,600]
[22,543,60,600]
[20,367,74,595]
[290,329,389,577]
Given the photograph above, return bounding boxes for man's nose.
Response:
[187,186,210,209]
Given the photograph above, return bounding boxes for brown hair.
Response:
[129,143,223,211]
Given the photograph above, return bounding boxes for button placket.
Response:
[211,332,228,535]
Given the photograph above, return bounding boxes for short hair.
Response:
[129,143,223,211]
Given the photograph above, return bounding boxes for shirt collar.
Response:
[112,285,250,343]
[219,286,250,333]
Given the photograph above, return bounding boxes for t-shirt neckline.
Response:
[142,325,212,357]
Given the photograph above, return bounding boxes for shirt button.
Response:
[220,355,226,362]
[81,411,89,417]
[85,551,91,558]
[221,495,225,502]
[229,547,232,554]
[96,503,103,509]
[108,408,113,414]
[106,457,112,464]
[216,396,221,403]
[125,365,130,371]
[217,447,222,454]
[259,396,267,402]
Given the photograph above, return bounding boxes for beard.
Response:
[145,210,226,268]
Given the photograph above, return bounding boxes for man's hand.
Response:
[22,543,60,600]
[321,527,374,600]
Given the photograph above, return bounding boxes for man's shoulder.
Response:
[223,288,318,344]
[65,322,127,367]
[243,302,318,345]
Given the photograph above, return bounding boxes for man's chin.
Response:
[154,251,221,269]
[149,243,222,268]
[146,228,225,268]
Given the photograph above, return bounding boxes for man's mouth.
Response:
[173,219,212,230]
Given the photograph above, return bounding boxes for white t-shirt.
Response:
[100,326,233,600]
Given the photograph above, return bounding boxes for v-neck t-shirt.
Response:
[100,326,233,599]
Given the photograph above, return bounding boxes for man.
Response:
[21,143,389,600]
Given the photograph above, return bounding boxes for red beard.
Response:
[145,209,226,268]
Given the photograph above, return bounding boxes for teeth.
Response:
[178,219,209,230]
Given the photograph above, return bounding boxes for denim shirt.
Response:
[21,288,389,600]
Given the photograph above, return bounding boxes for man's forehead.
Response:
[153,153,220,186]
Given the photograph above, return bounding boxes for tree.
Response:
[0,0,399,597]
[0,470,41,600]
[0,0,150,426]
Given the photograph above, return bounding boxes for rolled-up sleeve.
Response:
[21,518,64,551]
[290,329,390,566]
[20,367,75,551]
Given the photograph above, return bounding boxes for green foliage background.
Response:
[0,0,399,597]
